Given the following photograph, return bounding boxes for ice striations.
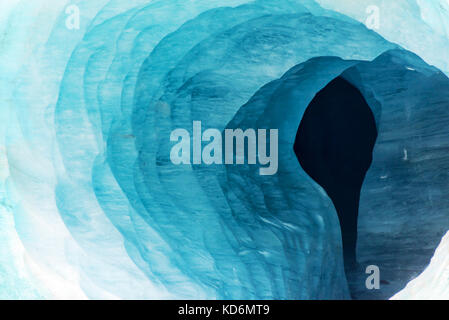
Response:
[0,0,448,299]
[392,231,449,300]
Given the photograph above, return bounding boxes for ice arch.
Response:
[2,0,449,300]
[225,49,449,299]
[128,9,395,299]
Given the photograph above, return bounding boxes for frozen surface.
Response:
[225,49,449,299]
[316,0,449,75]
[0,0,448,299]
[392,231,449,300]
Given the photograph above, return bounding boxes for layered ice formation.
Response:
[316,0,449,75]
[0,0,448,299]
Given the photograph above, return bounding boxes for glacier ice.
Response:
[316,0,449,75]
[0,0,448,299]
[223,48,449,299]
[391,231,449,300]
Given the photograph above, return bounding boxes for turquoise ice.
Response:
[0,0,448,299]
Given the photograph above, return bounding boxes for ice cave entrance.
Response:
[294,77,378,270]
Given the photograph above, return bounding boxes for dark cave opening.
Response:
[294,77,378,270]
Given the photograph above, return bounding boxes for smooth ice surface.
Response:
[316,0,449,75]
[391,231,449,300]
[1,0,448,299]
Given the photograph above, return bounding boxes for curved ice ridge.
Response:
[229,48,449,299]
[0,0,448,299]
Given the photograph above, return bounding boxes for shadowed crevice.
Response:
[294,77,377,270]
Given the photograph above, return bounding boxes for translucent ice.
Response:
[391,231,449,300]
[1,0,448,300]
[316,0,449,75]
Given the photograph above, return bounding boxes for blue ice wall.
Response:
[50,0,396,299]
[0,0,448,299]
[342,50,449,299]
[226,48,449,299]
